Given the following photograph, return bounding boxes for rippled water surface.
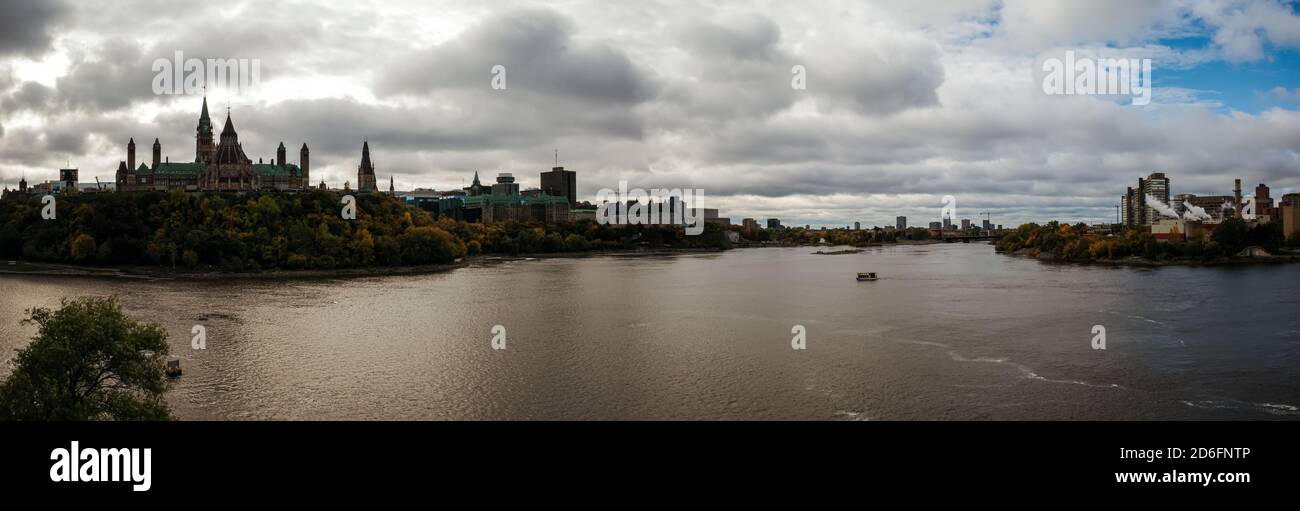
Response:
[2,244,1297,420]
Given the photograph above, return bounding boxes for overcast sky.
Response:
[1,0,1299,227]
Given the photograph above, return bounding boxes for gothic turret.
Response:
[152,138,161,169]
[357,141,377,192]
[300,143,310,185]
[465,171,485,196]
[115,161,131,189]
[127,138,136,172]
[196,97,215,163]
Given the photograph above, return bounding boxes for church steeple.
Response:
[357,140,377,192]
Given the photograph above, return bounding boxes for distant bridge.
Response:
[939,233,1002,242]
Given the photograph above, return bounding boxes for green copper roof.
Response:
[464,193,568,207]
[252,163,300,177]
[152,162,203,175]
[463,194,519,206]
[522,194,568,205]
[131,161,299,177]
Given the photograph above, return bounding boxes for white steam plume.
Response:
[1182,202,1212,221]
[1146,194,1180,219]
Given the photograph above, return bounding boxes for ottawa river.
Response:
[1,243,1298,420]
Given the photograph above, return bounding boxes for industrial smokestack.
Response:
[1234,179,1243,218]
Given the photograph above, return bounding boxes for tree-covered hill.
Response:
[0,191,729,272]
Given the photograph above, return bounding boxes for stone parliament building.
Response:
[115,97,311,192]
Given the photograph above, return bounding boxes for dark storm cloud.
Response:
[44,125,88,154]
[680,14,783,61]
[0,81,53,113]
[4,0,1300,227]
[378,7,656,105]
[0,0,68,57]
[217,94,647,167]
[0,38,161,116]
[1,1,336,118]
[50,39,158,113]
[645,11,945,134]
[0,114,157,170]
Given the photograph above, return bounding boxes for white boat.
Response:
[856,272,878,281]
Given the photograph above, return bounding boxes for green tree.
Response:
[1211,217,1249,253]
[70,233,96,262]
[0,297,172,421]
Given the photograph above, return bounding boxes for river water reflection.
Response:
[1,244,1297,420]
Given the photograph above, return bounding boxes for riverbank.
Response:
[0,247,730,281]
[1004,248,1300,267]
[0,259,472,280]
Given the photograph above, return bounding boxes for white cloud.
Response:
[1,0,1298,228]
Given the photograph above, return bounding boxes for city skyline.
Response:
[2,1,1300,228]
